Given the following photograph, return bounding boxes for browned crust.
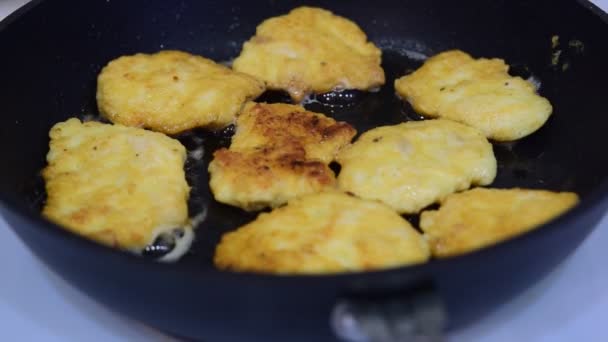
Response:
[213,144,335,188]
[245,103,356,147]
[209,102,355,210]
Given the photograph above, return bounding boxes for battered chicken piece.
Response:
[97,50,265,134]
[209,102,356,211]
[337,120,496,214]
[394,50,552,141]
[42,118,192,261]
[420,188,579,258]
[232,7,385,102]
[214,191,430,274]
[231,102,356,163]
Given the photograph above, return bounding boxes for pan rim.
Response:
[0,0,44,32]
[576,0,608,23]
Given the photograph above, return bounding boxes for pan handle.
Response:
[330,285,446,342]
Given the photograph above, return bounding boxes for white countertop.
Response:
[1,1,607,341]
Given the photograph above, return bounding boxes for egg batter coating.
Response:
[232,6,385,102]
[337,120,496,214]
[214,191,430,274]
[42,118,192,259]
[97,50,265,134]
[420,188,579,258]
[394,50,552,141]
[209,102,356,211]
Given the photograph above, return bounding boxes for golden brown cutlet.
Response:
[337,119,496,214]
[209,102,356,211]
[395,50,552,141]
[42,118,192,259]
[233,6,384,102]
[420,188,579,258]
[97,50,265,134]
[214,191,430,274]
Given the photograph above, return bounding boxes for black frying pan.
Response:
[1,0,607,341]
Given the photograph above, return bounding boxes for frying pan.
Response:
[1,0,607,341]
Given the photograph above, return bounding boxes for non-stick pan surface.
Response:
[1,0,608,341]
